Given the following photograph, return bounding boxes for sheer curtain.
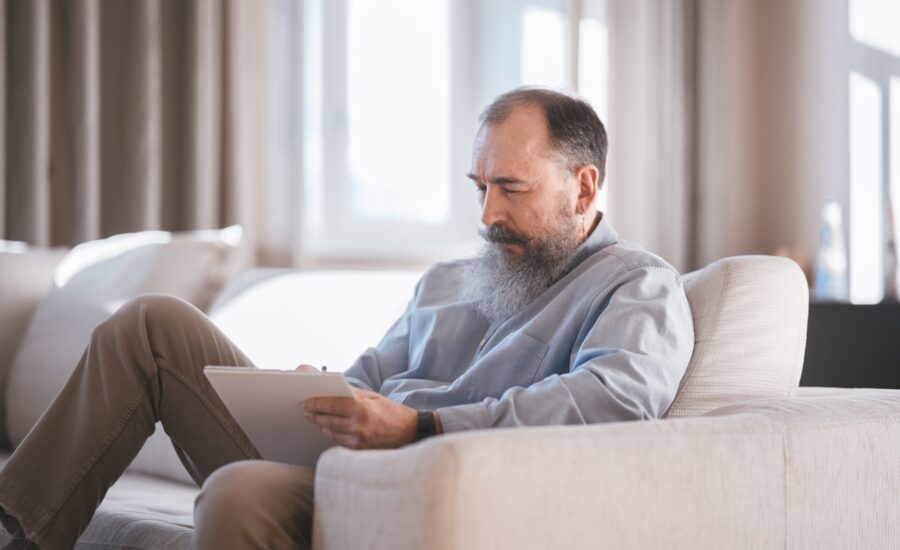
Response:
[0,0,272,264]
[606,0,696,272]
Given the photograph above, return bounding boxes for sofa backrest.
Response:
[0,243,67,447]
[665,255,809,417]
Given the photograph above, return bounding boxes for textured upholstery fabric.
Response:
[5,229,242,449]
[0,452,196,549]
[665,255,809,417]
[0,243,66,447]
[314,389,900,550]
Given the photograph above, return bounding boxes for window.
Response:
[847,0,900,303]
[292,0,609,265]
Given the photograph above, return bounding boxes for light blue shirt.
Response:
[343,214,694,432]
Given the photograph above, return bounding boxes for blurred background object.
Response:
[814,199,849,301]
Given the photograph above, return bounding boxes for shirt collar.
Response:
[563,211,618,273]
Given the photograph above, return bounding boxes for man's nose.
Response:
[480,186,506,227]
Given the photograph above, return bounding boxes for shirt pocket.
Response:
[455,331,550,401]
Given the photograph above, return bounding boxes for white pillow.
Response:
[664,255,809,417]
[4,227,243,448]
[0,242,67,447]
[209,270,422,370]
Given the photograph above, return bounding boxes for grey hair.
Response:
[479,87,608,182]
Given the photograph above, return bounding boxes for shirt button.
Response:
[478,338,487,349]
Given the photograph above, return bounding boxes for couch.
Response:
[0,233,898,549]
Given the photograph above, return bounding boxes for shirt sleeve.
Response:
[435,266,694,432]
[341,278,422,393]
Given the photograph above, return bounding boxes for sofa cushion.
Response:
[208,269,421,371]
[4,227,243,449]
[0,242,67,447]
[664,255,809,417]
[0,451,195,549]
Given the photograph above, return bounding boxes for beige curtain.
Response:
[606,0,848,277]
[692,0,847,276]
[0,0,269,264]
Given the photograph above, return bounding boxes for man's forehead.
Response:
[471,105,554,173]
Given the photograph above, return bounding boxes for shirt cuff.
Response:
[435,402,493,433]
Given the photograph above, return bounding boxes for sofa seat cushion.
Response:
[665,255,809,417]
[0,452,195,549]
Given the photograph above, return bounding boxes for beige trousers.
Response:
[0,295,315,549]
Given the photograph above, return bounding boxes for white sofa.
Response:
[1,241,898,549]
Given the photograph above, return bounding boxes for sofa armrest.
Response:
[312,391,900,550]
[313,417,784,549]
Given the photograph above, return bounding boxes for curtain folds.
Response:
[606,0,847,276]
[606,0,696,273]
[1,0,268,263]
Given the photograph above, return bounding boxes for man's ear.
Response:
[574,164,600,215]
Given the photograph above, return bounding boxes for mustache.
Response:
[479,225,530,246]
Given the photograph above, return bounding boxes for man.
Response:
[0,88,693,549]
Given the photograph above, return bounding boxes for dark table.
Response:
[800,301,900,388]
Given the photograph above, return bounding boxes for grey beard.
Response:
[460,222,582,324]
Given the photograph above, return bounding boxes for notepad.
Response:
[204,366,354,467]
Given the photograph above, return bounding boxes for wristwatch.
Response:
[416,410,438,441]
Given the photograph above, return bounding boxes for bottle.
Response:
[814,199,849,301]
[885,202,898,302]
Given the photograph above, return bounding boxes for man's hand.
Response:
[303,387,418,450]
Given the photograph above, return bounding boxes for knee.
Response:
[92,294,199,342]
[118,294,199,326]
[194,461,315,547]
[195,461,262,524]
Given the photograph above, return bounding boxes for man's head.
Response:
[462,88,608,322]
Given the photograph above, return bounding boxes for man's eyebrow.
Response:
[466,174,524,185]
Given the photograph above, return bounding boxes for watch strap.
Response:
[416,410,437,441]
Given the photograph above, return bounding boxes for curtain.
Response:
[605,0,847,276]
[0,0,270,265]
[692,0,846,276]
[605,0,697,273]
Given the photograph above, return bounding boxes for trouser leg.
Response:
[193,460,316,550]
[0,294,261,549]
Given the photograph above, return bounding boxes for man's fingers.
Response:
[304,396,356,417]
[318,425,363,449]
[305,411,354,433]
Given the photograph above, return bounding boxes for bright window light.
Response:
[850,0,900,58]
[849,72,884,304]
[302,0,325,235]
[522,6,566,88]
[578,9,609,211]
[346,0,450,225]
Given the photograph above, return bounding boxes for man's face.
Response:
[467,104,580,262]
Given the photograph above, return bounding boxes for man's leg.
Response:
[0,294,263,549]
[193,460,316,550]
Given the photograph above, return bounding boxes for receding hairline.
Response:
[477,87,608,181]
